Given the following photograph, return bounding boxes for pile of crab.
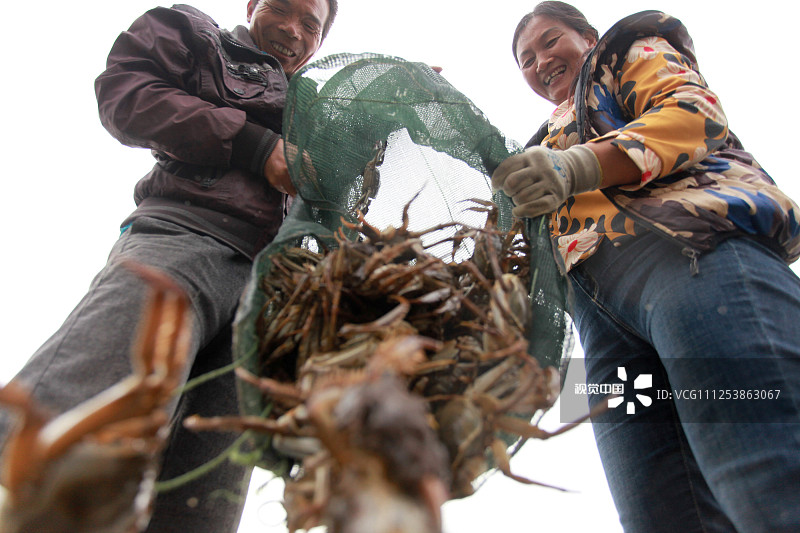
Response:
[188,199,570,533]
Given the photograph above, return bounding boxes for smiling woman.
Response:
[1,1,799,533]
[513,7,598,105]
[492,3,800,533]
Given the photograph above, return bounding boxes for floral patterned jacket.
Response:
[529,10,800,270]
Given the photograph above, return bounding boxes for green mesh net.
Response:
[232,53,573,472]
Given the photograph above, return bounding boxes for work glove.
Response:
[491,144,603,218]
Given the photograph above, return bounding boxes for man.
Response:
[0,0,337,531]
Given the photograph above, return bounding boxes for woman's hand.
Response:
[491,144,603,218]
[264,139,298,196]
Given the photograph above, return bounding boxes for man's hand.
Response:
[264,139,297,196]
[491,144,603,218]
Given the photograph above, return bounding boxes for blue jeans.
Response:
[569,232,800,533]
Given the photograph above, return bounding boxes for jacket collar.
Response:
[574,11,696,142]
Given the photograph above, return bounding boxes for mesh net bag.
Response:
[232,53,573,474]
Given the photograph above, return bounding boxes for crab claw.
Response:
[0,262,193,533]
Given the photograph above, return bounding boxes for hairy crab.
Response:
[187,199,583,532]
[0,263,191,533]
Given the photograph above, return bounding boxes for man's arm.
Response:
[95,6,287,191]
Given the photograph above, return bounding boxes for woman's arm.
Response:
[586,140,641,187]
[591,36,728,188]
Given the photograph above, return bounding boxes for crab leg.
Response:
[0,262,192,494]
[0,384,51,493]
[43,262,190,457]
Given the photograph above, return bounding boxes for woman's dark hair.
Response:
[512,1,599,64]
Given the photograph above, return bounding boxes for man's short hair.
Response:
[322,0,338,40]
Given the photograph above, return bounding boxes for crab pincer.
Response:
[0,262,192,533]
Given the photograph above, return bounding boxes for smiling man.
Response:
[245,0,336,193]
[248,0,331,76]
[0,1,337,532]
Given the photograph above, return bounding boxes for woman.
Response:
[492,3,800,532]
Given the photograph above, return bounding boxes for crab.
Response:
[0,262,192,533]
[186,333,451,533]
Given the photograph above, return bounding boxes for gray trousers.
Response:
[1,217,255,533]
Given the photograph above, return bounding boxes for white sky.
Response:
[2,1,798,532]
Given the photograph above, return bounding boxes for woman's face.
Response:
[515,15,597,105]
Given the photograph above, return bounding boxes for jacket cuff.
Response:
[230,121,281,177]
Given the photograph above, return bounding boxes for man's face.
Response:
[247,0,329,76]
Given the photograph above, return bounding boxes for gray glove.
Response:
[491,144,603,218]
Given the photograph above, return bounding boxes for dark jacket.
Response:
[95,4,290,258]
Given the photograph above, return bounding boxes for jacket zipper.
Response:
[571,93,705,275]
[571,39,705,275]
[219,31,287,79]
[602,192,703,275]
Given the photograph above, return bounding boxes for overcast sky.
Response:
[2,1,798,532]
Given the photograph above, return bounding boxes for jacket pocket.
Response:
[221,62,271,99]
[197,28,275,101]
[156,156,226,188]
